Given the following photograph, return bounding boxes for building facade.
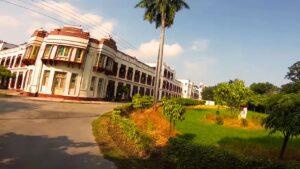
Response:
[178,79,200,100]
[0,26,182,101]
[147,63,182,100]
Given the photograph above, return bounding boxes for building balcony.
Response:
[104,69,114,75]
[93,66,105,73]
[22,58,36,65]
[41,58,83,68]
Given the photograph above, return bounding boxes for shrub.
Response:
[132,94,153,109]
[215,111,224,125]
[163,99,186,134]
[111,110,153,152]
[240,119,248,127]
[164,137,292,169]
[113,103,133,116]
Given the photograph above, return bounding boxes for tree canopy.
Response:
[201,86,215,101]
[263,93,300,159]
[213,79,253,110]
[285,61,300,82]
[281,81,300,94]
[250,82,278,95]
[135,0,190,28]
[0,66,12,78]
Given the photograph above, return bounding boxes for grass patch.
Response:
[175,108,300,162]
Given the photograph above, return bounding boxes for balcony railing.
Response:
[41,57,84,68]
[93,65,105,73]
[22,58,36,65]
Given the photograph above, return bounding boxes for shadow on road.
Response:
[0,99,40,114]
[0,133,115,169]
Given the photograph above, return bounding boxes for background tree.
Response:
[213,79,253,112]
[163,99,185,135]
[247,94,268,113]
[0,66,13,89]
[0,66,12,78]
[285,61,300,82]
[262,93,300,160]
[250,82,278,95]
[281,81,300,94]
[135,0,189,103]
[201,86,215,101]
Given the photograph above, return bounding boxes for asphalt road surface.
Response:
[0,96,119,169]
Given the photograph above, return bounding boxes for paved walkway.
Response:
[0,96,120,169]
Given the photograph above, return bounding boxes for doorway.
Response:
[52,72,67,95]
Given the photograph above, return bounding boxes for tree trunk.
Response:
[279,133,290,160]
[153,13,166,104]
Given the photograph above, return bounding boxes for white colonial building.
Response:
[178,79,201,100]
[147,63,182,100]
[0,26,182,101]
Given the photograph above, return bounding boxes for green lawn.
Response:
[176,108,300,161]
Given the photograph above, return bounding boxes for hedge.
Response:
[164,137,297,169]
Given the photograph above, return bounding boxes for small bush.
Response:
[215,111,224,125]
[111,110,153,152]
[164,137,292,169]
[114,103,133,116]
[241,119,248,127]
[163,99,186,134]
[132,94,153,109]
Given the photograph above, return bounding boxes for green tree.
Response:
[214,79,253,112]
[262,93,300,160]
[285,61,300,82]
[0,66,12,78]
[281,81,300,94]
[250,82,278,95]
[163,99,185,135]
[201,86,215,101]
[135,0,189,103]
[247,94,268,113]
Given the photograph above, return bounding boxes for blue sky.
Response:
[0,0,299,86]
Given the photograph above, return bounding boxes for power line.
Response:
[1,0,138,51]
[38,0,138,50]
[34,0,137,50]
[0,0,68,26]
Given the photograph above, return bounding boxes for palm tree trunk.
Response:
[154,13,166,104]
[279,133,290,160]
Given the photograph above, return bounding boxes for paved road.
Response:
[0,96,119,169]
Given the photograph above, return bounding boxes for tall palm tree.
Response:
[135,0,190,103]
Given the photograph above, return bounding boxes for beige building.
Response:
[0,26,182,101]
[178,79,200,100]
[147,63,182,100]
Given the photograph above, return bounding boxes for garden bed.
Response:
[92,101,299,169]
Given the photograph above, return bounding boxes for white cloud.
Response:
[34,0,116,38]
[0,15,20,27]
[0,0,116,43]
[191,39,210,52]
[179,56,218,85]
[125,39,183,61]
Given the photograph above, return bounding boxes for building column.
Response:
[130,84,134,97]
[14,71,19,89]
[20,71,26,90]
[8,57,13,68]
[12,56,17,68]
[113,80,118,98]
[4,57,7,67]
[8,77,12,89]
[125,66,128,79]
[116,64,121,78]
